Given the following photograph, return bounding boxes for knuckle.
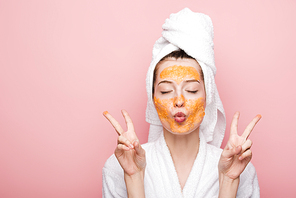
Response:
[118,135,126,143]
[221,150,227,157]
[118,136,122,142]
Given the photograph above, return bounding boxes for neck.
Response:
[163,127,200,160]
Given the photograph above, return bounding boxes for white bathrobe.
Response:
[102,132,259,198]
[102,8,260,197]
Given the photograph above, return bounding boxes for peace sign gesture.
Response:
[103,110,146,176]
[218,112,261,180]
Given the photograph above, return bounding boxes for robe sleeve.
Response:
[102,167,127,198]
[250,173,260,198]
[102,154,128,198]
[237,162,260,198]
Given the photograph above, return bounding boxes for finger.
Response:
[103,111,125,135]
[116,143,130,151]
[118,135,134,149]
[121,110,135,132]
[222,145,242,158]
[134,141,145,156]
[230,112,240,136]
[239,149,252,161]
[241,114,262,140]
[241,139,252,154]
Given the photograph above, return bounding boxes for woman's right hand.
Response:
[103,110,146,176]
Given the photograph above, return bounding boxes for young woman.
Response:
[102,8,261,198]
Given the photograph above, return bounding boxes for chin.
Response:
[164,124,200,135]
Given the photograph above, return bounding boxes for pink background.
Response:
[1,0,295,197]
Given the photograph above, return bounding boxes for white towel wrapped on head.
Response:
[146,7,226,148]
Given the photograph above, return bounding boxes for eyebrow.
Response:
[184,79,200,83]
[158,80,173,86]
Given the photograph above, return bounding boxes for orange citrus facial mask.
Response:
[154,96,205,133]
[154,65,205,133]
[160,65,200,84]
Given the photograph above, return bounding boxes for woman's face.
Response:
[153,58,206,135]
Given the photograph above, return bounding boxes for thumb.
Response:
[134,141,145,156]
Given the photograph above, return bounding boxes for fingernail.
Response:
[257,114,262,119]
[129,144,134,149]
[103,111,108,115]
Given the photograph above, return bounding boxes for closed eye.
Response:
[161,90,173,94]
[187,90,198,93]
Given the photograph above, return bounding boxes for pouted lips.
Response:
[174,112,186,123]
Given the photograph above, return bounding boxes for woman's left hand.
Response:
[218,112,261,180]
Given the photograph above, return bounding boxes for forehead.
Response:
[156,58,202,80]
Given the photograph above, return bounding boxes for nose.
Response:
[174,94,185,107]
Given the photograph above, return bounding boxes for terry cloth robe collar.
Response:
[146,131,219,198]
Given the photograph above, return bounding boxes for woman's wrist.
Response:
[218,173,240,198]
[124,169,145,181]
[124,170,145,198]
[219,172,239,183]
